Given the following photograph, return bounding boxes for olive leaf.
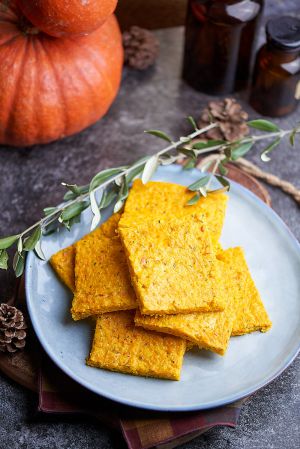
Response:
[186,193,200,206]
[216,175,230,190]
[17,236,23,254]
[99,189,118,209]
[187,116,198,131]
[183,158,197,170]
[63,184,89,201]
[192,140,225,150]
[34,240,46,261]
[126,164,145,183]
[60,201,88,222]
[247,120,279,132]
[89,167,125,191]
[61,183,81,195]
[0,234,19,250]
[13,251,25,278]
[187,175,210,192]
[43,207,57,217]
[231,141,253,161]
[0,250,8,270]
[90,190,101,231]
[144,130,173,143]
[114,177,129,213]
[142,155,159,184]
[178,148,197,160]
[261,138,281,162]
[24,226,42,251]
[218,161,228,176]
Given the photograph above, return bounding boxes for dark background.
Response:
[0,1,299,448]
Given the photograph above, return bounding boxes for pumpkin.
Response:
[17,0,118,37]
[0,2,123,147]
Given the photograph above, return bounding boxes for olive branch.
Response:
[0,117,299,278]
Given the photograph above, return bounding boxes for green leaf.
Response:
[61,183,81,195]
[187,175,210,191]
[247,119,280,132]
[114,199,125,213]
[224,147,232,159]
[186,193,200,206]
[187,116,198,131]
[144,130,173,143]
[90,190,101,231]
[17,236,23,254]
[0,235,19,250]
[216,175,230,190]
[89,168,124,192]
[24,226,42,251]
[114,177,129,213]
[60,201,88,222]
[13,251,25,278]
[178,148,196,160]
[289,125,300,147]
[34,240,46,261]
[99,190,118,209]
[183,158,196,170]
[126,164,145,183]
[261,138,281,162]
[142,155,159,184]
[43,207,57,217]
[192,140,225,150]
[63,185,89,201]
[199,186,207,197]
[231,141,253,161]
[68,215,81,229]
[0,250,8,270]
[218,161,228,176]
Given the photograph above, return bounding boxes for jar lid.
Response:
[266,17,300,51]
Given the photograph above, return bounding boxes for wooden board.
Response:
[0,166,270,392]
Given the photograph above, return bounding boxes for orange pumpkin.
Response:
[0,2,123,147]
[17,0,118,37]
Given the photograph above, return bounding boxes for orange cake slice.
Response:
[135,247,272,355]
[87,311,186,380]
[217,247,272,335]
[118,179,228,246]
[50,244,76,291]
[119,214,225,315]
[50,213,121,292]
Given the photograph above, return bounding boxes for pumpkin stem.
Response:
[19,15,40,35]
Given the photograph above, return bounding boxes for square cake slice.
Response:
[119,214,225,315]
[50,213,121,292]
[134,247,272,354]
[134,256,233,356]
[50,244,76,291]
[118,180,228,246]
[217,247,272,335]
[72,233,137,320]
[87,311,186,380]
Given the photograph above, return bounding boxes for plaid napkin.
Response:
[38,354,246,449]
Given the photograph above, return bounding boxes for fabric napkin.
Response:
[38,354,246,449]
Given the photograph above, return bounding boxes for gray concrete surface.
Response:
[0,1,299,448]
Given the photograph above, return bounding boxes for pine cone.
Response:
[123,26,159,70]
[0,303,27,353]
[198,98,249,142]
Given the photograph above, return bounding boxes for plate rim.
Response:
[25,166,300,412]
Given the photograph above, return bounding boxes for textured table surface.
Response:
[0,2,299,448]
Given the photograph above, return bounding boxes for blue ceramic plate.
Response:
[26,165,300,411]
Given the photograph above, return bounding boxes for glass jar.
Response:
[182,0,264,95]
[250,17,300,117]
